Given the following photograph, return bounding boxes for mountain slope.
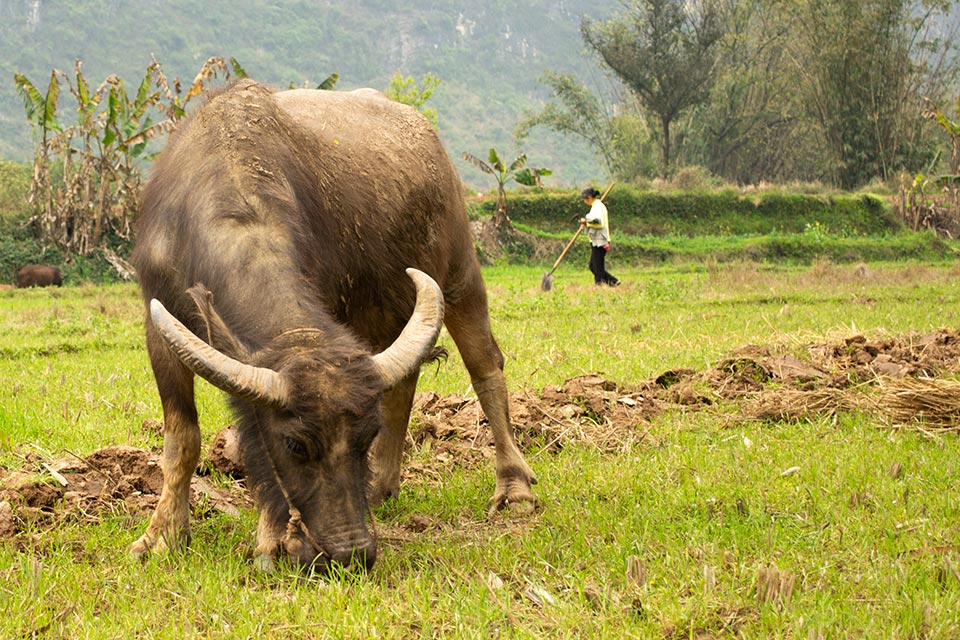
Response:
[0,0,619,187]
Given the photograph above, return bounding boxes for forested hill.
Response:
[0,0,619,187]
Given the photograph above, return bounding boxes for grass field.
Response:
[2,261,960,638]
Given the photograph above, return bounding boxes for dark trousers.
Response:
[589,245,618,285]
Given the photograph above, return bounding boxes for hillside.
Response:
[0,0,619,188]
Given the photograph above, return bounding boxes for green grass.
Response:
[2,262,960,637]
[526,229,957,268]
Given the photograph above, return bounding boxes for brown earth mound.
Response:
[2,329,959,540]
[0,445,251,542]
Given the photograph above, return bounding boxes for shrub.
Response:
[0,160,30,220]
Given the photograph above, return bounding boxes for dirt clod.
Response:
[0,501,16,538]
[206,425,244,478]
[0,445,251,540]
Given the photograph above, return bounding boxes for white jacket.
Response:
[584,199,610,247]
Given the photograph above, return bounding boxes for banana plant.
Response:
[14,56,250,256]
[14,69,64,143]
[514,166,552,189]
[461,148,550,228]
[101,69,164,158]
[317,73,340,90]
[287,73,340,90]
[924,96,960,175]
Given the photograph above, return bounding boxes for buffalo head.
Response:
[148,269,444,572]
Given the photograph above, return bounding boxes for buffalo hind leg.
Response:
[368,372,419,506]
[445,298,537,514]
[130,320,200,559]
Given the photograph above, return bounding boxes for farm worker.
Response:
[579,187,620,287]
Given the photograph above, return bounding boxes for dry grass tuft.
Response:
[743,387,865,422]
[755,565,796,608]
[879,377,960,431]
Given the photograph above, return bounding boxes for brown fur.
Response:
[16,264,63,288]
[131,80,536,572]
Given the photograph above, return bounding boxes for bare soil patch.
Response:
[3,329,959,540]
[0,444,252,543]
[470,219,563,265]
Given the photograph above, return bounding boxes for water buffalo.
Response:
[131,80,537,572]
[16,264,63,287]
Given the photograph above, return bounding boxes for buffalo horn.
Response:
[149,299,290,405]
[371,268,445,388]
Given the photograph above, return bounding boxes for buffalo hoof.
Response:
[488,464,538,517]
[129,527,190,560]
[487,489,539,517]
[254,553,278,573]
[129,538,150,560]
[367,485,397,508]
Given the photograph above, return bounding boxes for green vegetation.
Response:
[0,160,29,219]
[2,263,960,636]
[465,186,956,268]
[3,178,956,283]
[546,230,953,268]
[385,72,441,129]
[0,223,135,287]
[529,0,958,186]
[491,187,898,236]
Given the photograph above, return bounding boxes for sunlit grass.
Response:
[1,261,960,637]
[435,261,960,394]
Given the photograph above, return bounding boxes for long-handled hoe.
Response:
[540,181,615,291]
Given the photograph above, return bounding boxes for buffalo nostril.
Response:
[284,537,304,557]
[323,543,377,573]
[288,546,319,572]
[283,533,378,574]
[353,544,377,572]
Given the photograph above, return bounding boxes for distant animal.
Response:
[131,80,537,573]
[15,264,63,288]
[0,284,13,290]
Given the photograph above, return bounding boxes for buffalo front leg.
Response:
[446,303,537,514]
[252,510,288,572]
[130,321,200,559]
[368,372,419,506]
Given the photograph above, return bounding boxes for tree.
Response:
[786,0,957,188]
[685,0,806,184]
[582,0,723,177]
[385,71,440,129]
[515,71,655,182]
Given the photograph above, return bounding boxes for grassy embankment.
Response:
[476,185,957,267]
[1,262,959,637]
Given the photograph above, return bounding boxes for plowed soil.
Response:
[3,329,960,540]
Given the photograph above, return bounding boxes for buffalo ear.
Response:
[186,284,251,361]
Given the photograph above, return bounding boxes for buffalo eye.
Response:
[284,437,308,459]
